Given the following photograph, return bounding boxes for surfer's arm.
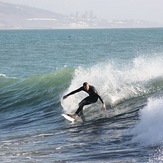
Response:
[97,94,106,110]
[98,94,104,103]
[63,87,83,99]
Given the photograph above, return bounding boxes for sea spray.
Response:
[61,55,163,113]
[130,97,163,146]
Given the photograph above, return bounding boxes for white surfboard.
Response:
[62,114,75,122]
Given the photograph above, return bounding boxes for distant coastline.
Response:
[0,2,162,29]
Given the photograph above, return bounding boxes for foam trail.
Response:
[149,146,163,163]
[0,74,6,77]
[61,55,163,113]
[131,97,163,146]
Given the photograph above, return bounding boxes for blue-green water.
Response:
[0,29,163,162]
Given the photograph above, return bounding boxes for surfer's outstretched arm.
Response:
[63,87,83,99]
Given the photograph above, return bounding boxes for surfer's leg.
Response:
[69,96,96,119]
[67,99,89,119]
[75,96,92,115]
[78,109,85,122]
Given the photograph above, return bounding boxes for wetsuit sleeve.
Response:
[66,87,83,96]
[98,94,104,103]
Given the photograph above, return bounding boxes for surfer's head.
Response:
[83,82,89,91]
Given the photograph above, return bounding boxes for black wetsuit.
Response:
[67,85,104,115]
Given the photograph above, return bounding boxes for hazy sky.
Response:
[1,0,163,25]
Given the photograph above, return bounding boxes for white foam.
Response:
[0,73,6,77]
[131,97,163,146]
[149,146,163,162]
[61,55,163,113]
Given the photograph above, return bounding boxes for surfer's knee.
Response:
[79,100,86,107]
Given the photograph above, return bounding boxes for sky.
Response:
[1,0,163,25]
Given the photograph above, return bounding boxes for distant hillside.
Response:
[0,2,160,29]
[0,2,70,29]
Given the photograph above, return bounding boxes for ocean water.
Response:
[0,28,163,162]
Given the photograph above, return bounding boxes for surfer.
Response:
[63,82,106,119]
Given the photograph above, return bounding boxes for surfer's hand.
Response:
[102,102,106,110]
[63,95,68,99]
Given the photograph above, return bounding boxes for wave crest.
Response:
[61,55,163,113]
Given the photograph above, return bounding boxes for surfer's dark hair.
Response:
[83,82,88,87]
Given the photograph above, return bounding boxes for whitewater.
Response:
[0,29,163,162]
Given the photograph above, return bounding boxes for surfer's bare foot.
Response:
[67,114,78,119]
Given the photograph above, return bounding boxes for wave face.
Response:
[0,29,163,162]
[0,68,73,112]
